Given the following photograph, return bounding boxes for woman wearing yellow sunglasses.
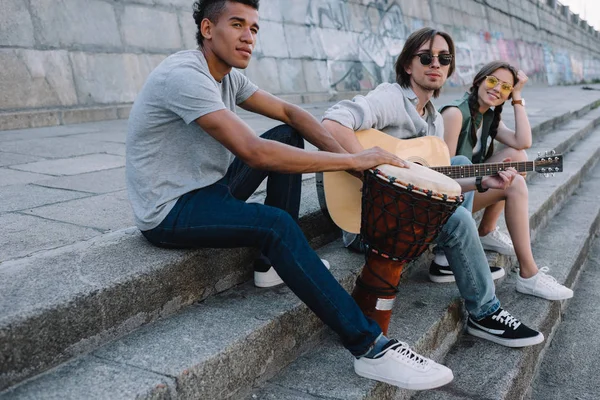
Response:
[433,61,573,301]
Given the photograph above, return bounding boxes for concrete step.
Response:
[1,100,598,393]
[527,237,600,399]
[0,178,339,391]
[246,128,600,400]
[3,120,600,399]
[411,140,600,400]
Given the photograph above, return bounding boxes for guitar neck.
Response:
[432,161,534,179]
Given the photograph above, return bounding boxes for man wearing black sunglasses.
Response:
[322,27,543,355]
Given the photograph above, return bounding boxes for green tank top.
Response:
[439,92,495,163]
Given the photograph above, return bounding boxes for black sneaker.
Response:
[428,261,505,283]
[467,308,544,347]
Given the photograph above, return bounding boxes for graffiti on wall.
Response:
[306,0,407,91]
[298,0,600,93]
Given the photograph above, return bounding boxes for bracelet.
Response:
[475,176,488,193]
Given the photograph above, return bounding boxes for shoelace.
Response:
[491,227,513,246]
[537,267,562,287]
[387,341,430,370]
[491,310,522,330]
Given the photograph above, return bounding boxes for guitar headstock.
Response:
[534,151,563,176]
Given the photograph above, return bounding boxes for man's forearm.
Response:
[322,119,364,154]
[285,105,347,153]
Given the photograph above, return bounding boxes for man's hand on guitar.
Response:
[349,146,409,174]
[482,167,517,190]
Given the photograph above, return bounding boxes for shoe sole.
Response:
[255,259,331,288]
[515,287,574,301]
[429,267,505,284]
[481,244,516,256]
[354,367,454,391]
[467,326,545,348]
[254,274,285,288]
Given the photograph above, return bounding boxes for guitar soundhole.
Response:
[406,157,429,167]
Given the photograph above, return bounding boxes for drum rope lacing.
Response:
[356,168,463,297]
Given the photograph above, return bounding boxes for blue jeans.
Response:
[433,155,500,319]
[142,124,382,356]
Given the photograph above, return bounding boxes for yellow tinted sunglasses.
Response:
[484,76,513,96]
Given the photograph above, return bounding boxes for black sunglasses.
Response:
[414,53,453,66]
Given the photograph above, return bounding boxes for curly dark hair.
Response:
[193,0,260,47]
[394,27,455,98]
[467,61,518,160]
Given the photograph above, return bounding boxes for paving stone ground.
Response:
[1,84,600,265]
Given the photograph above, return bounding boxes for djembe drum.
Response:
[352,162,463,334]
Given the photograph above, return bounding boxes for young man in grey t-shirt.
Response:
[126,0,455,391]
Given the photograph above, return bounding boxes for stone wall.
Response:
[1,0,599,130]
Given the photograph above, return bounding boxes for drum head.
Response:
[375,162,462,199]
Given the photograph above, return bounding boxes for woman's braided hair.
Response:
[468,61,518,161]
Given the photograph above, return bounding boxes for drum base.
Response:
[351,255,405,335]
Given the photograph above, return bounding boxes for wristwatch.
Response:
[511,98,525,106]
[475,176,488,193]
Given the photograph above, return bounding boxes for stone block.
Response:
[400,0,432,21]
[0,136,124,159]
[0,153,43,168]
[315,28,359,61]
[278,59,307,93]
[120,5,182,50]
[281,0,310,25]
[153,0,194,10]
[0,213,98,262]
[0,49,78,110]
[0,183,90,213]
[61,107,120,125]
[257,21,289,58]
[284,25,325,59]
[0,0,34,46]
[69,52,166,105]
[25,190,134,231]
[303,60,329,93]
[0,169,51,187]
[1,356,175,400]
[0,111,61,131]
[29,0,121,48]
[33,167,126,194]
[179,11,198,49]
[10,154,125,176]
[259,0,284,22]
[245,58,282,93]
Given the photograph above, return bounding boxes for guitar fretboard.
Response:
[433,161,534,179]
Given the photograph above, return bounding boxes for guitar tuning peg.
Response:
[551,173,555,177]
[555,157,560,162]
[555,167,560,172]
[541,168,546,173]
[545,151,549,156]
[544,173,549,178]
[550,150,556,156]
[538,152,541,157]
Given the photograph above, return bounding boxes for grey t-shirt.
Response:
[126,50,259,231]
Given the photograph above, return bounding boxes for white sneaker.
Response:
[254,259,331,288]
[354,339,453,390]
[516,267,573,300]
[479,227,516,256]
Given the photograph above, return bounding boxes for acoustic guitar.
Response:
[318,129,564,234]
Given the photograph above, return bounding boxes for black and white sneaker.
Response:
[429,261,505,283]
[467,308,544,347]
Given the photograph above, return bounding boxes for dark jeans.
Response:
[142,124,382,356]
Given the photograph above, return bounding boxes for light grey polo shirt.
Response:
[322,82,444,246]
